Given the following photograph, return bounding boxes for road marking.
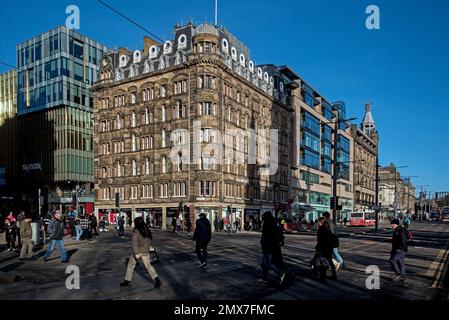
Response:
[426,241,449,288]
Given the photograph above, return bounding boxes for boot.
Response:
[120,280,130,287]
[154,277,162,288]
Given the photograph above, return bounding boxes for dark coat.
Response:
[5,224,17,241]
[392,225,408,253]
[52,220,66,240]
[316,224,333,256]
[260,212,280,254]
[193,217,211,246]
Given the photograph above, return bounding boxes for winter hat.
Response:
[390,219,400,225]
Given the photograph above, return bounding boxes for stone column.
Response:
[162,207,167,230]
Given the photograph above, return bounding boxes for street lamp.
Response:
[322,116,357,226]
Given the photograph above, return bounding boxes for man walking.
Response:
[390,219,408,283]
[80,215,90,240]
[258,211,286,285]
[193,213,211,269]
[43,212,68,263]
[19,215,33,260]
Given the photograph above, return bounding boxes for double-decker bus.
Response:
[442,207,449,222]
[350,210,376,227]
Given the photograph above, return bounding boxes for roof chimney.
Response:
[118,47,128,56]
[144,36,159,57]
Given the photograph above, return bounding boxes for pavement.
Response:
[0,221,448,300]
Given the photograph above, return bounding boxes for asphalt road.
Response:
[0,221,448,300]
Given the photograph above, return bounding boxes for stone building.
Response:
[349,103,378,211]
[93,23,292,229]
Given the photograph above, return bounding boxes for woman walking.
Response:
[315,217,337,282]
[120,217,161,288]
[4,218,17,251]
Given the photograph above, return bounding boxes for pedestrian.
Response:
[315,217,337,282]
[118,216,125,238]
[390,219,408,283]
[20,214,33,260]
[171,216,177,233]
[322,212,344,270]
[258,211,286,285]
[99,217,108,232]
[343,217,348,227]
[43,212,68,263]
[4,218,17,251]
[16,211,25,249]
[75,217,83,240]
[403,215,411,230]
[176,216,181,232]
[120,217,162,288]
[214,215,219,233]
[90,214,99,236]
[146,214,151,229]
[193,213,212,269]
[80,215,90,240]
[186,217,192,236]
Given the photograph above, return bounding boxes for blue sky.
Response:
[1,0,448,195]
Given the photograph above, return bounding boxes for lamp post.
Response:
[322,115,356,226]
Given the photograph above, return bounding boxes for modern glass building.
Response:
[5,26,108,214]
[0,70,17,125]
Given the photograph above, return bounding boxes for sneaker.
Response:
[279,273,286,285]
[120,280,130,287]
[393,275,401,282]
[398,276,406,283]
[335,262,341,271]
[198,262,207,269]
[257,278,268,283]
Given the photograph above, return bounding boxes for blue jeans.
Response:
[261,253,282,280]
[333,248,344,264]
[44,240,67,262]
[75,225,83,240]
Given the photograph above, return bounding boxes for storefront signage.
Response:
[22,163,42,172]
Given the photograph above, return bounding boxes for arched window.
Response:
[145,108,149,124]
[162,157,167,174]
[145,158,150,175]
[176,153,182,172]
[162,129,167,148]
[131,134,136,152]
[150,136,154,149]
[131,93,136,104]
[161,105,166,122]
[132,160,137,176]
[116,113,121,130]
[131,111,136,127]
[117,161,122,177]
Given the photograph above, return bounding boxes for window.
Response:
[130,186,138,199]
[173,182,186,197]
[150,136,154,149]
[227,108,231,122]
[198,181,217,197]
[174,80,187,94]
[160,184,169,198]
[132,160,137,176]
[145,158,150,175]
[162,129,167,148]
[236,112,240,126]
[301,149,320,170]
[202,157,214,170]
[131,93,136,104]
[198,75,214,89]
[200,102,214,115]
[162,157,167,174]
[131,111,136,127]
[131,134,137,152]
[161,105,167,122]
[117,161,122,177]
[160,85,167,98]
[200,128,215,143]
[144,108,149,124]
[116,114,122,130]
[102,167,107,178]
[176,153,182,172]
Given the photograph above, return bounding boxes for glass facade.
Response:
[17,26,107,115]
[15,26,107,185]
[338,135,350,180]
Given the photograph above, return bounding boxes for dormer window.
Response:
[133,51,141,63]
[222,38,229,53]
[231,47,237,61]
[119,55,128,67]
[178,34,187,49]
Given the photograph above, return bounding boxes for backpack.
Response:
[47,219,55,234]
[331,233,340,248]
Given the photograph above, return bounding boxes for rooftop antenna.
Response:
[215,0,218,26]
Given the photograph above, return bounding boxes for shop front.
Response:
[340,198,354,221]
[307,191,331,223]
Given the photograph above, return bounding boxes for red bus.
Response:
[350,211,376,227]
